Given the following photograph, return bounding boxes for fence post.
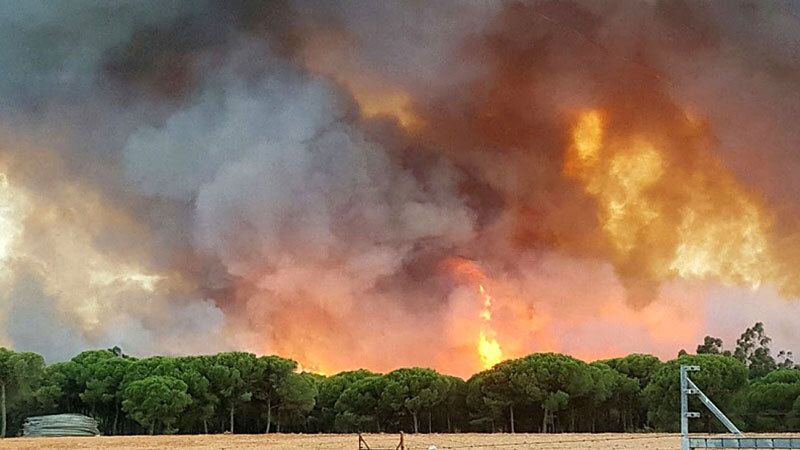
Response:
[681,365,690,450]
[358,432,370,450]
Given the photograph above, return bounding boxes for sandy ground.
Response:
[2,433,681,449]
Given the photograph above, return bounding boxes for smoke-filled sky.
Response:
[0,0,799,377]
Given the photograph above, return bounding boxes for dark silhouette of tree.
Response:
[697,336,731,356]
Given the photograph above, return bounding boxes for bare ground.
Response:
[2,433,680,449]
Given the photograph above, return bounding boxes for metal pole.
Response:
[681,365,690,450]
[686,379,742,435]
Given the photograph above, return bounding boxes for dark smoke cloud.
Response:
[0,1,209,110]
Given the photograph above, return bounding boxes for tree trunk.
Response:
[150,423,155,435]
[113,404,119,435]
[542,407,548,434]
[230,405,235,434]
[509,405,515,433]
[446,412,451,433]
[204,419,208,434]
[428,411,432,433]
[412,412,419,433]
[1,382,5,438]
[266,397,272,433]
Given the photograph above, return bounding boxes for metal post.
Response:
[686,378,742,436]
[681,365,690,450]
[681,364,743,450]
[679,364,800,449]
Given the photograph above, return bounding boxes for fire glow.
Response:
[477,284,503,369]
[0,160,173,343]
[565,108,785,303]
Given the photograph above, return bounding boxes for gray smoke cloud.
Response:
[123,41,477,367]
[0,0,210,110]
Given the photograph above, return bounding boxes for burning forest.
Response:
[0,0,798,378]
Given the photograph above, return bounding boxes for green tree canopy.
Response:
[0,348,46,438]
[312,369,376,432]
[275,372,317,431]
[740,369,800,431]
[251,355,296,433]
[734,322,782,378]
[121,375,192,435]
[79,356,132,434]
[644,354,747,432]
[697,336,730,356]
[383,368,447,433]
[334,375,387,432]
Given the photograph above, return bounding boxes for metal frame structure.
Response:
[357,432,405,450]
[680,365,800,449]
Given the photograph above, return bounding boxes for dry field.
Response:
[2,433,680,449]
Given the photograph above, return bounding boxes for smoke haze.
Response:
[0,0,798,376]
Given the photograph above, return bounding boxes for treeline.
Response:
[0,322,798,437]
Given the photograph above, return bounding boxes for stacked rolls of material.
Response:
[22,414,100,437]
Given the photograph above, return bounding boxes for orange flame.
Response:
[477,283,503,369]
[443,257,508,370]
[565,108,778,296]
[295,362,328,376]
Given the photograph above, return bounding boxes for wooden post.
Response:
[358,432,370,450]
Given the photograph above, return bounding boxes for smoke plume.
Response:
[0,0,798,376]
